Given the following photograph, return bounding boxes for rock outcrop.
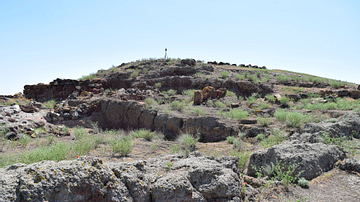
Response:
[99,99,239,141]
[247,142,346,180]
[302,112,360,139]
[0,155,242,202]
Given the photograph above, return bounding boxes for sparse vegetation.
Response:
[221,71,229,79]
[261,128,287,148]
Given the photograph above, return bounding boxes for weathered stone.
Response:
[338,90,350,97]
[240,118,257,124]
[231,103,240,108]
[215,88,227,98]
[180,58,196,66]
[287,94,301,102]
[303,112,360,139]
[5,132,17,140]
[350,90,360,99]
[245,126,265,138]
[248,102,259,109]
[7,117,16,122]
[193,90,203,105]
[247,142,346,180]
[202,86,215,100]
[338,158,360,173]
[0,155,242,202]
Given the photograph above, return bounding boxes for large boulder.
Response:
[193,90,203,105]
[302,112,360,139]
[247,142,346,180]
[180,59,196,66]
[0,155,242,202]
[350,90,360,99]
[202,86,215,100]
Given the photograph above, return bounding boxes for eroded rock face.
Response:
[247,142,346,180]
[0,155,241,202]
[100,99,239,142]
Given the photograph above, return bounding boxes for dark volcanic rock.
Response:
[247,142,346,180]
[0,155,242,202]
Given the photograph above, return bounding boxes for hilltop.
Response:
[1,58,360,201]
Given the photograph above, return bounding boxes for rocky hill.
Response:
[1,58,360,201]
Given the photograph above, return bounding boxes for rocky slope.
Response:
[2,58,360,201]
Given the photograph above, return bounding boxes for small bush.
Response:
[131,71,138,78]
[73,127,87,140]
[191,107,206,116]
[230,150,251,172]
[221,71,229,79]
[111,136,133,156]
[226,91,236,97]
[265,94,276,103]
[257,116,271,127]
[145,98,157,108]
[155,82,162,89]
[233,139,247,151]
[280,97,290,105]
[261,74,270,83]
[227,109,249,120]
[19,135,31,148]
[179,134,199,152]
[298,177,309,188]
[166,89,177,96]
[277,75,290,82]
[182,89,195,98]
[215,101,226,109]
[261,128,287,148]
[256,134,266,141]
[131,129,155,141]
[272,161,302,189]
[44,100,56,109]
[274,109,310,128]
[235,73,245,80]
[170,100,185,111]
[74,138,95,156]
[247,74,258,83]
[227,136,236,144]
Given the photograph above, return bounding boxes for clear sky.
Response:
[1,0,359,95]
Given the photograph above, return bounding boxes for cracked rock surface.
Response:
[0,154,241,202]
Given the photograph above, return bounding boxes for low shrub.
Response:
[227,136,236,144]
[73,127,87,140]
[131,71,138,78]
[230,150,251,172]
[298,177,309,188]
[221,71,229,79]
[155,82,162,89]
[261,128,287,148]
[179,134,199,151]
[165,89,177,96]
[131,129,156,141]
[235,73,245,80]
[257,116,271,127]
[111,136,133,156]
[274,109,310,128]
[277,75,290,82]
[170,100,186,111]
[182,89,195,98]
[44,100,56,109]
[256,134,266,141]
[215,101,226,109]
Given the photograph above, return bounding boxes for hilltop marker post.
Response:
[164,48,167,59]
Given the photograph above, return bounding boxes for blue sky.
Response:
[1,0,359,95]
